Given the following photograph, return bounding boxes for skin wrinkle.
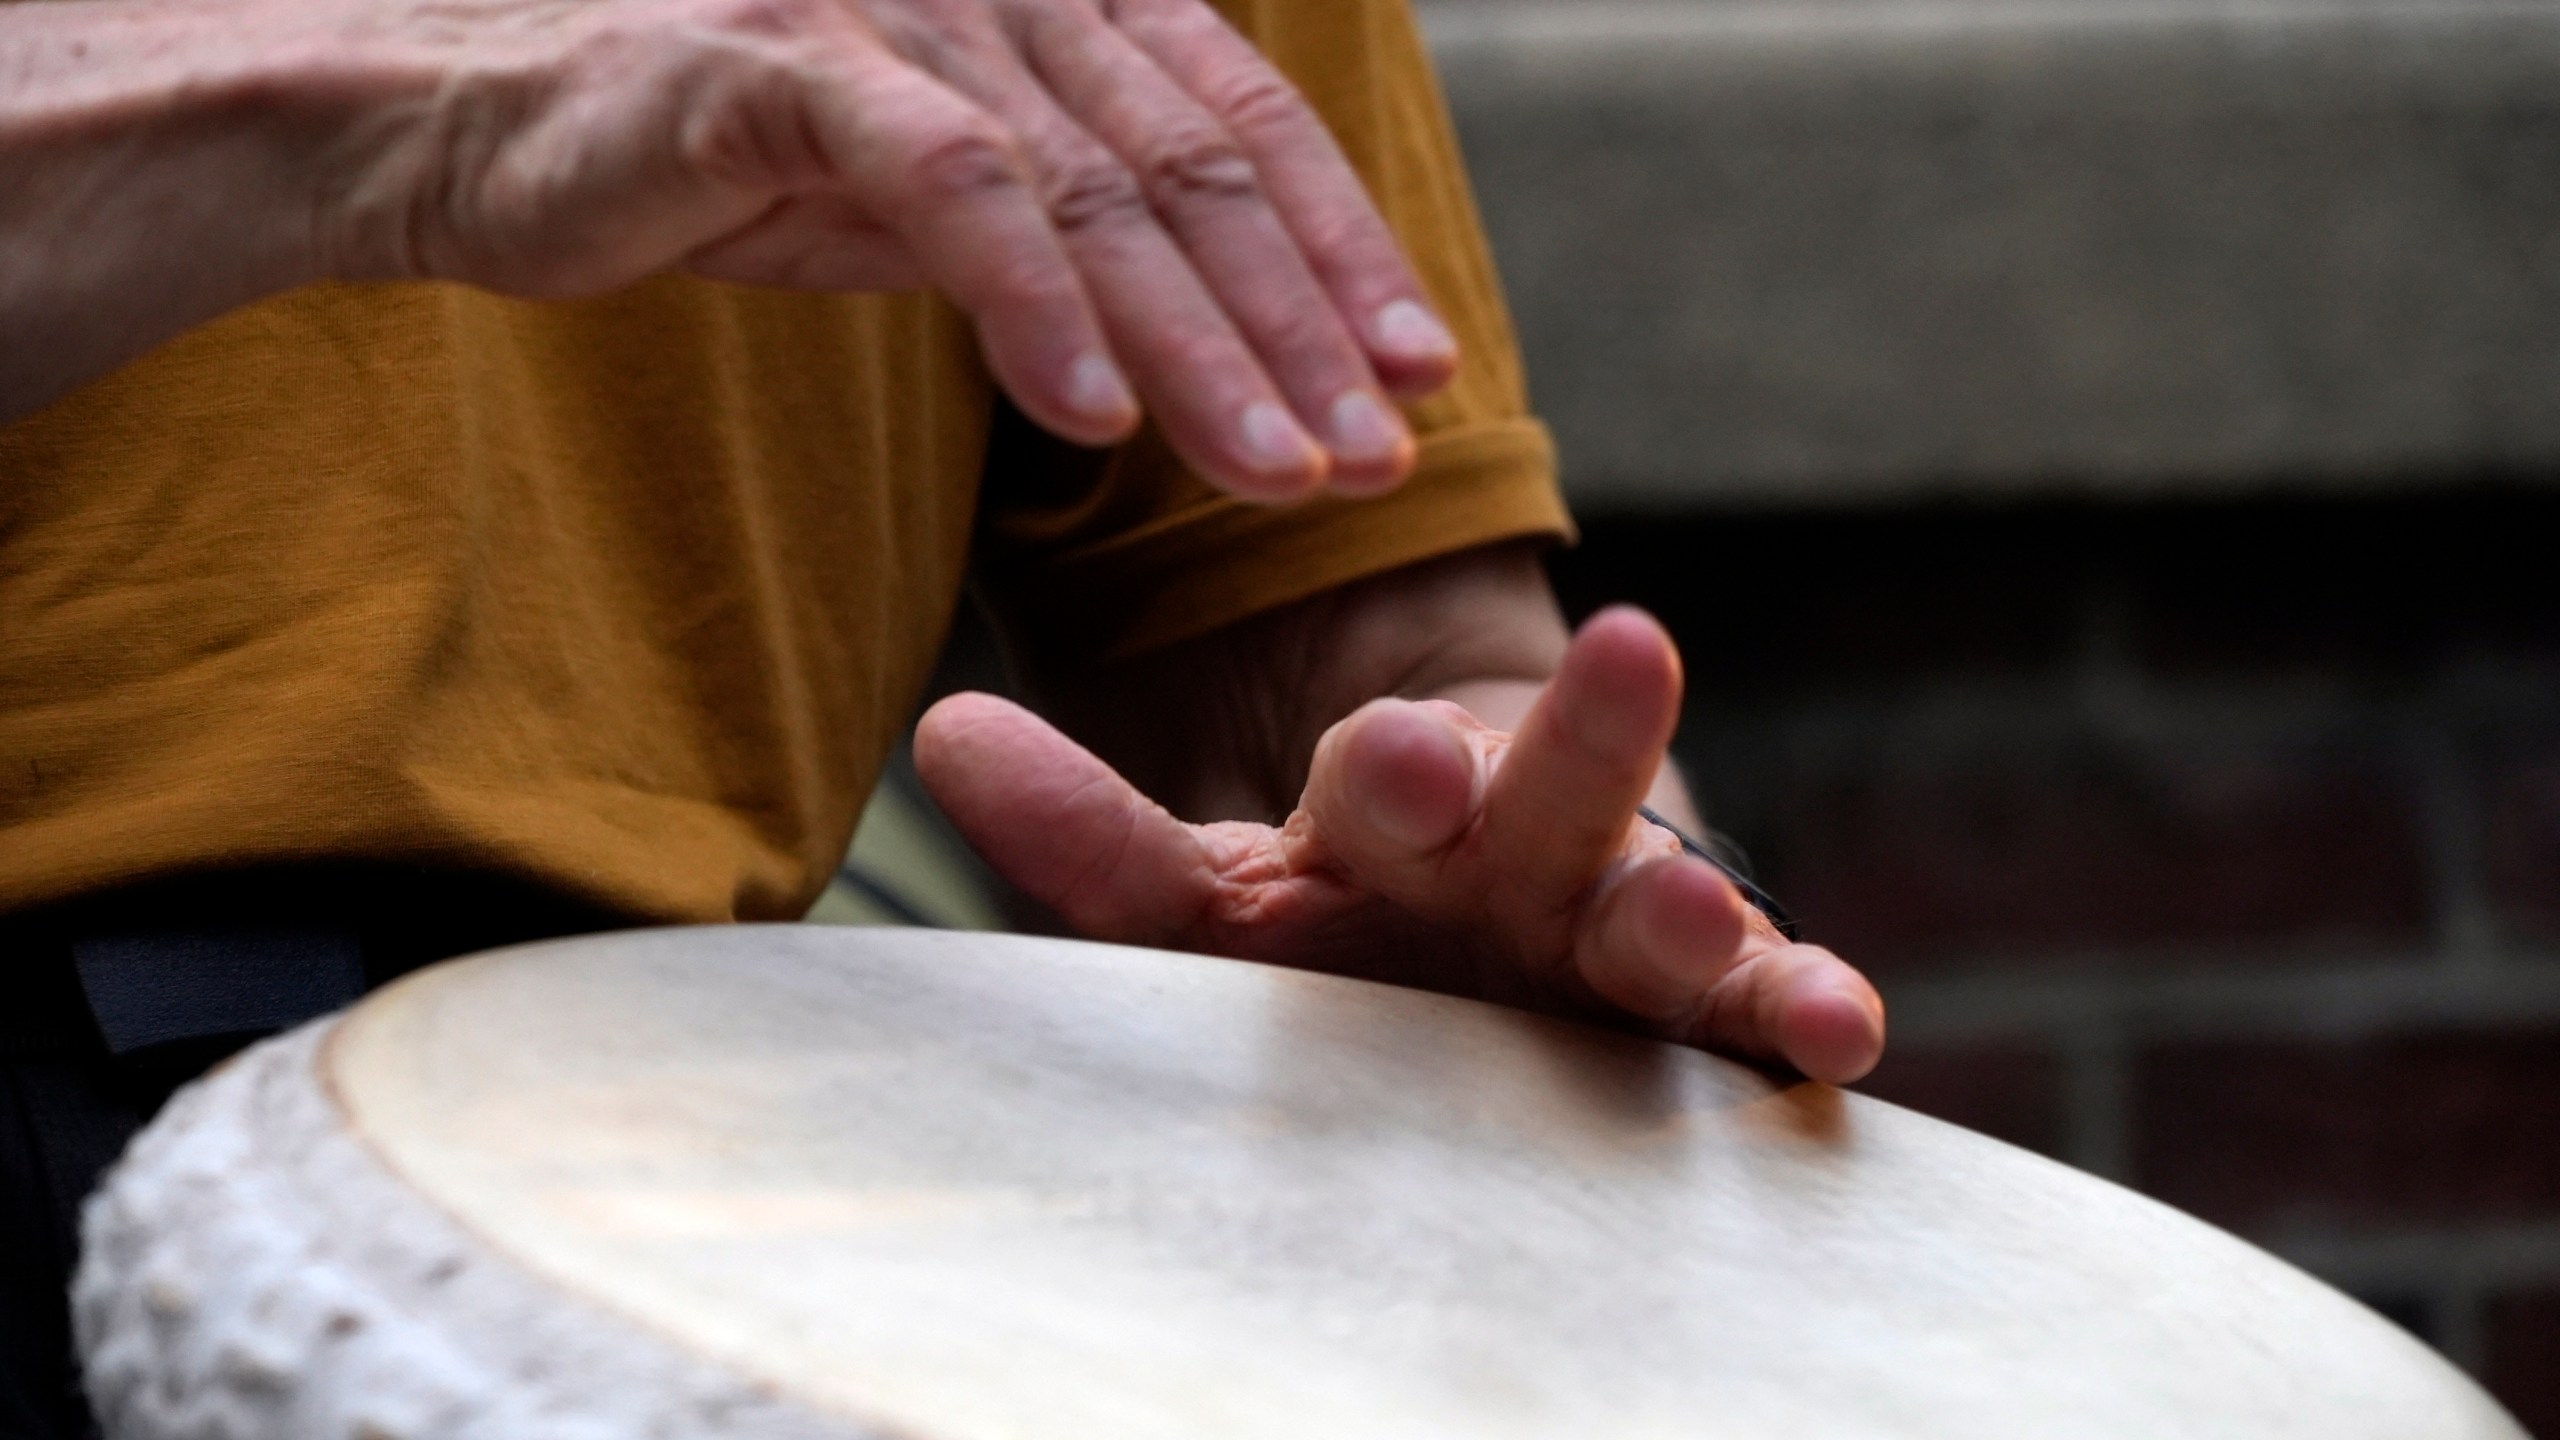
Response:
[1192,55,1303,138]
[1579,853,1747,1031]
[1201,854,1340,939]
[1,0,1459,479]
[974,647,1740,1041]
[1059,559,1598,964]
[938,542,1885,1083]
[1038,148,1151,233]
[673,45,830,190]
[1035,542,1563,823]
[1133,127,1258,205]
[1,0,1882,1080]
[1037,767,1138,908]
[1669,953,1766,1054]
[409,56,546,282]
[1305,729,1557,979]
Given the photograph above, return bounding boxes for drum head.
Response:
[278,926,2514,1439]
[82,926,2519,1439]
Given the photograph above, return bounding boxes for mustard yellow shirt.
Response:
[0,0,1568,925]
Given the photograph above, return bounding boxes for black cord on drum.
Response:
[1635,805,1802,942]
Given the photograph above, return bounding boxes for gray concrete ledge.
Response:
[1424,0,2560,507]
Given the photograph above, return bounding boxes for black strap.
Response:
[0,863,634,1060]
[71,931,364,1056]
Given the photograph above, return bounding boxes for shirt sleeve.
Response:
[970,0,1574,666]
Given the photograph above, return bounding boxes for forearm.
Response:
[0,0,367,420]
[7,0,1476,490]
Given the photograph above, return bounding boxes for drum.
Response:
[74,927,2522,1439]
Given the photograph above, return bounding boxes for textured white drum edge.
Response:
[68,930,2532,1440]
[71,1022,884,1440]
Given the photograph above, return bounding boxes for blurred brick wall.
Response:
[1550,486,2560,1432]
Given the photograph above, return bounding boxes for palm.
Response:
[914,609,1884,1084]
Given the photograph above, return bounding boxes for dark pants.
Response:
[0,1000,181,1440]
[0,866,627,1440]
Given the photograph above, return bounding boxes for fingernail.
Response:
[1372,299,1456,362]
[1327,390,1411,467]
[1066,351,1136,423]
[1238,400,1323,478]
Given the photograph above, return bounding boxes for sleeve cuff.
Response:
[989,418,1573,663]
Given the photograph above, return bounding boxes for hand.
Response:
[913,607,1888,1084]
[312,0,1451,497]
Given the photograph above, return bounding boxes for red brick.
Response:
[2484,1286,2560,1439]
[2482,737,2560,944]
[2132,1030,2560,1230]
[1853,1044,2067,1158]
[1757,741,2430,971]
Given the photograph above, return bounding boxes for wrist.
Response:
[0,0,420,416]
[9,0,375,280]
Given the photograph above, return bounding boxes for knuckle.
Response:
[1041,156,1150,233]
[1297,204,1386,262]
[976,249,1079,312]
[1204,67,1308,139]
[674,67,832,185]
[870,7,967,73]
[695,0,834,39]
[901,123,1028,203]
[1110,0,1216,52]
[1162,330,1243,382]
[1256,305,1345,363]
[1138,129,1258,206]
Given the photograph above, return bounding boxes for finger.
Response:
[1296,698,1495,913]
[1104,0,1461,396]
[1573,847,1888,1082]
[1573,853,1754,1030]
[1019,6,1414,492]
[1474,607,1683,928]
[1672,942,1888,1085]
[911,691,1214,943]
[819,58,1139,446]
[925,40,1330,499]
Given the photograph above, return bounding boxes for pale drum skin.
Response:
[73,927,2527,1440]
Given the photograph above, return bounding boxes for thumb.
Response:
[910,692,1214,944]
